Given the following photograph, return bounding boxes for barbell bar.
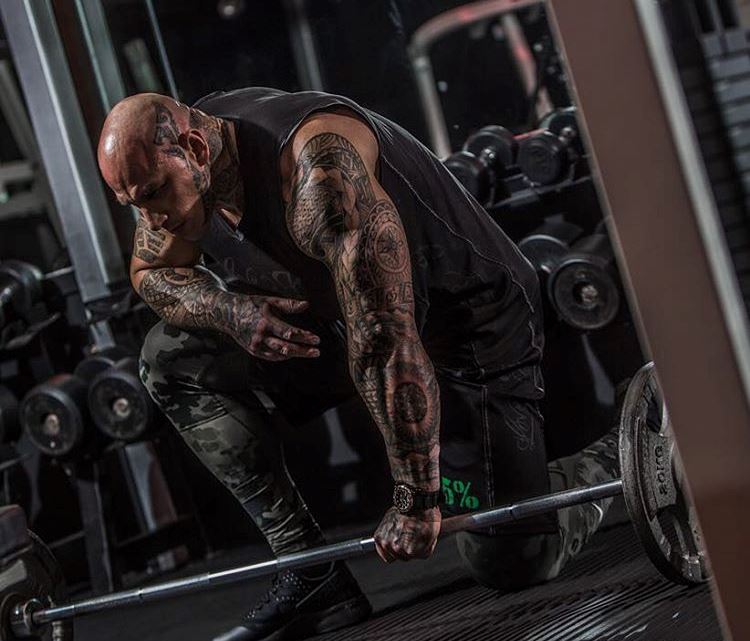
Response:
[11,480,624,637]
[5,362,709,639]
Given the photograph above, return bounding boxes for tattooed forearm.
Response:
[286,131,440,490]
[138,266,259,337]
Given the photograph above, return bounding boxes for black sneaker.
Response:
[211,562,371,641]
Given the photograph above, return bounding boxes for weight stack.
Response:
[660,1,750,311]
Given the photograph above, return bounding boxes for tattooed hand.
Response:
[229,296,322,361]
[136,264,320,361]
[374,507,441,562]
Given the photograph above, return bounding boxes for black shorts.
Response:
[230,312,555,535]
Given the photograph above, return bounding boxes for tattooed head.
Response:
[98,93,233,242]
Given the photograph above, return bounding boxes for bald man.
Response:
[98,89,620,641]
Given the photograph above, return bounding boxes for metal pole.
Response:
[407,0,542,158]
[12,479,623,635]
[0,0,126,329]
[72,0,127,110]
[282,0,326,91]
[142,0,179,99]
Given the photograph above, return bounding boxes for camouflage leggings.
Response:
[140,319,620,585]
[139,319,356,555]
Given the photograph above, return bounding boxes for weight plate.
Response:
[519,236,568,277]
[463,125,517,170]
[0,261,42,318]
[20,376,87,457]
[517,131,568,186]
[73,345,131,383]
[0,529,71,640]
[548,257,620,331]
[89,359,153,441]
[444,151,491,204]
[619,362,710,585]
[519,221,584,276]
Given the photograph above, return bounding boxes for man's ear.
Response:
[182,129,210,167]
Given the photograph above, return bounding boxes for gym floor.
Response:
[74,502,723,641]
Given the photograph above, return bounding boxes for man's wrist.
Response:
[391,472,440,494]
[392,482,441,515]
[221,293,259,338]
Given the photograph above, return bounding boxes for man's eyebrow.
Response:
[136,183,158,199]
[122,182,157,206]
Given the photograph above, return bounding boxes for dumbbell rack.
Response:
[67,439,211,594]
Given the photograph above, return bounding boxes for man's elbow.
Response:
[130,266,147,295]
[354,309,419,348]
[349,316,434,378]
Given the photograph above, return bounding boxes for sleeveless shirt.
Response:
[194,87,543,397]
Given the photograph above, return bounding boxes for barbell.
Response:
[0,362,708,639]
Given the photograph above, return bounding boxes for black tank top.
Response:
[194,87,543,396]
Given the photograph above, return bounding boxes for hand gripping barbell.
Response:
[2,362,708,640]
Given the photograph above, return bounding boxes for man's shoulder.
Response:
[288,109,379,169]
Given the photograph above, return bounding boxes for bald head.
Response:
[98,93,192,192]
[98,93,228,239]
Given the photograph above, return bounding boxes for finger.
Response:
[253,346,287,362]
[264,336,320,359]
[375,541,395,564]
[268,318,321,346]
[265,298,310,314]
[388,543,410,562]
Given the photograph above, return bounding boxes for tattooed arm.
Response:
[130,218,320,360]
[284,113,441,561]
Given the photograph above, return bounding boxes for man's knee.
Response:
[455,530,562,591]
[139,321,214,399]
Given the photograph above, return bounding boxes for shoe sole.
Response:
[264,595,372,641]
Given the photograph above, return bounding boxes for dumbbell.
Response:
[0,260,43,329]
[73,346,131,382]
[20,374,90,458]
[547,232,621,331]
[0,385,20,444]
[517,107,582,186]
[88,357,155,442]
[540,107,582,149]
[518,220,584,287]
[444,125,517,206]
[20,347,129,457]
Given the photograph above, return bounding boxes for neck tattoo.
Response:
[202,119,244,229]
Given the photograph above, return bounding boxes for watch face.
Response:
[393,484,414,514]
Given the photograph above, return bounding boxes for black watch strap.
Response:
[412,489,441,510]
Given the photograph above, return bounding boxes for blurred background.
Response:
[0,5,743,637]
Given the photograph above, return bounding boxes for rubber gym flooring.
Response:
[74,503,724,641]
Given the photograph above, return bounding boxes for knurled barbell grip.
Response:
[13,478,625,636]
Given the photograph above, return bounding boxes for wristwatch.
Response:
[392,482,441,515]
